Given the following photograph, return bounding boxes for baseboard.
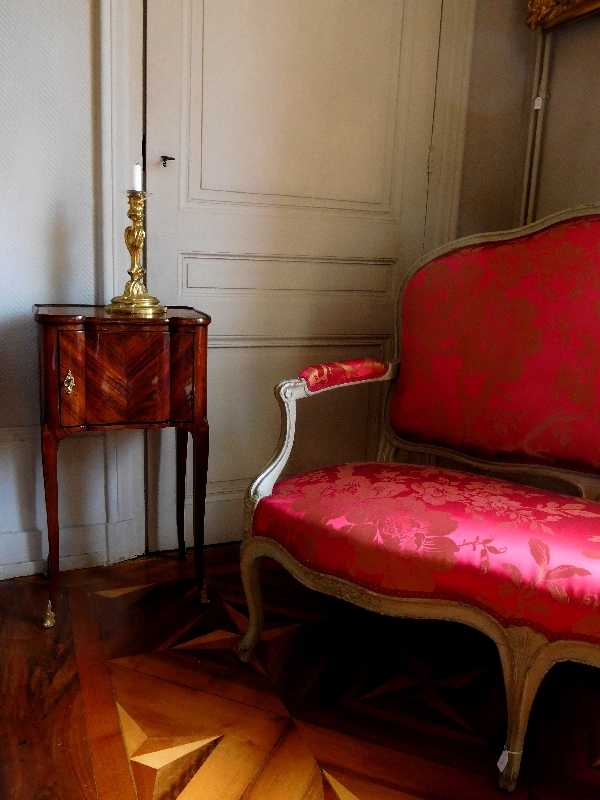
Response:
[0,423,146,580]
[0,549,108,581]
[0,518,145,581]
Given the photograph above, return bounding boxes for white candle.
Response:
[132,163,143,192]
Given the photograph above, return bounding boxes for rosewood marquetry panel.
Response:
[85,331,171,425]
[85,331,128,424]
[124,332,170,422]
[33,305,211,627]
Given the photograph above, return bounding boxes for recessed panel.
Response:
[196,0,400,204]
[184,254,394,295]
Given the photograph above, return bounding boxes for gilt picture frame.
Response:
[527,0,600,29]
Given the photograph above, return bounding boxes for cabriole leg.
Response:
[41,426,60,628]
[237,547,264,663]
[192,426,209,603]
[497,628,550,792]
[175,427,188,562]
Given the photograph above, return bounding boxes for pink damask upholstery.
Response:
[390,215,600,471]
[299,358,389,393]
[254,463,600,643]
[243,210,600,791]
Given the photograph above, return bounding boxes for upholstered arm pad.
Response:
[299,358,395,393]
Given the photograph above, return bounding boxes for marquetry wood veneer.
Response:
[33,305,210,625]
[6,549,600,799]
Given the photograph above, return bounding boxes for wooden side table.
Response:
[33,304,211,627]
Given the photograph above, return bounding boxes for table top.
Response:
[33,304,211,325]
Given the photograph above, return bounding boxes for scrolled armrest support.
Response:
[247,360,397,506]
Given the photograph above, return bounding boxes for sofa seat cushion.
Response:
[253,463,600,643]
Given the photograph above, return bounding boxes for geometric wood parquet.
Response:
[3,545,600,798]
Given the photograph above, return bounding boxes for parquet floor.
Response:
[2,547,600,799]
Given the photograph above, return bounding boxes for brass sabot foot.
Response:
[43,600,56,628]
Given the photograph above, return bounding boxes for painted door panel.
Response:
[146,0,442,547]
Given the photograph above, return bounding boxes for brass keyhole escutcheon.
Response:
[63,370,75,394]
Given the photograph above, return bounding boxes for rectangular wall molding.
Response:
[206,333,392,350]
[181,253,395,298]
[203,479,247,504]
[181,0,405,218]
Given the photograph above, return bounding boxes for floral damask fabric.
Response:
[253,463,600,642]
[299,358,389,393]
[389,215,600,471]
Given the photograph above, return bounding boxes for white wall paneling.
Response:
[422,0,477,251]
[0,427,143,580]
[182,254,395,297]
[146,0,480,546]
[185,0,405,216]
[147,0,446,316]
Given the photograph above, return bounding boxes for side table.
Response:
[33,304,211,627]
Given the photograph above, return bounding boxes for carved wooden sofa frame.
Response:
[237,206,600,792]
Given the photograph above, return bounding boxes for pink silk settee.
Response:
[237,206,600,791]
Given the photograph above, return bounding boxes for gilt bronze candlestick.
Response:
[105,191,166,317]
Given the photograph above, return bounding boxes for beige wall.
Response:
[0,1,97,429]
[0,2,145,581]
[457,0,537,236]
[535,13,600,219]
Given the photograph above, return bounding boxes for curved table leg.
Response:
[175,427,188,562]
[41,425,60,628]
[192,424,209,603]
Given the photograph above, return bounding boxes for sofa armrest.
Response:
[247,359,397,505]
[299,358,395,393]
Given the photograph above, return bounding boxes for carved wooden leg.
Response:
[175,427,188,562]
[41,426,60,628]
[192,425,209,603]
[497,627,551,792]
[237,545,264,663]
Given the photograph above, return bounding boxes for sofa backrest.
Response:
[389,211,600,472]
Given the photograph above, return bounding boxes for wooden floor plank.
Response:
[175,736,274,800]
[109,661,289,745]
[324,768,426,800]
[69,587,137,800]
[0,583,96,800]
[110,649,289,715]
[294,720,521,800]
[242,721,324,800]
[8,547,600,798]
